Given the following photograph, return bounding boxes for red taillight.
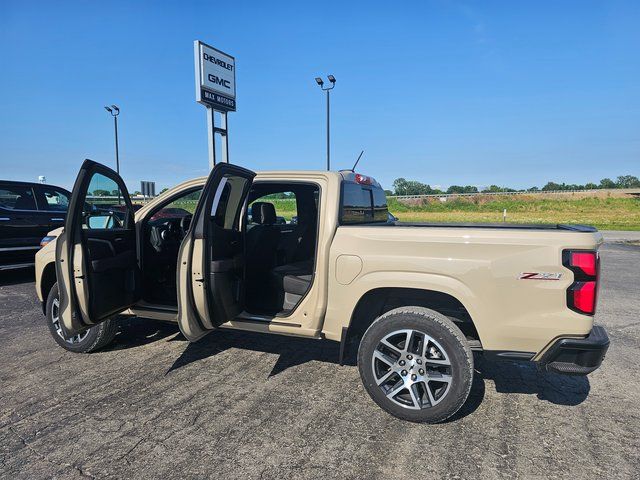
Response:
[569,281,597,315]
[355,173,372,185]
[563,250,599,315]
[569,251,597,276]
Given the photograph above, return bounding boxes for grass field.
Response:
[165,195,640,230]
[388,196,640,230]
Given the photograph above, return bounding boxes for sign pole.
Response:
[207,107,216,168]
[326,89,330,171]
[221,112,229,163]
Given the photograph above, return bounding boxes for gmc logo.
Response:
[208,74,231,89]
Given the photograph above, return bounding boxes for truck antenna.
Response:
[351,150,364,172]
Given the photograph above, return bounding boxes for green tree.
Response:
[392,178,435,195]
[599,178,616,189]
[584,183,598,190]
[542,182,563,191]
[392,178,408,195]
[92,189,111,196]
[616,175,640,188]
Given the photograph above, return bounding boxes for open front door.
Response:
[55,159,140,336]
[177,163,255,341]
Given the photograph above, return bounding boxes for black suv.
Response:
[0,180,71,270]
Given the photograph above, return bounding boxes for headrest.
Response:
[251,202,276,225]
[14,194,36,210]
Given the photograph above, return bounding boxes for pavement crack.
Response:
[8,426,95,479]
[117,437,145,464]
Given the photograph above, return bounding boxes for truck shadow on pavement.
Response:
[165,328,343,378]
[106,316,182,351]
[473,354,590,406]
[108,318,590,420]
[0,267,35,286]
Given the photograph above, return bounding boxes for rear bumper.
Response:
[538,326,609,375]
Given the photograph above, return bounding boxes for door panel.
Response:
[0,184,53,267]
[55,159,140,336]
[177,164,255,341]
[0,184,47,249]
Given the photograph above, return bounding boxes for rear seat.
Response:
[269,212,317,312]
[271,260,313,296]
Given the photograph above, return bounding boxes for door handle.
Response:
[0,218,9,221]
[51,218,64,221]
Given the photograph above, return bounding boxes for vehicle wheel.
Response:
[45,283,119,353]
[358,306,473,423]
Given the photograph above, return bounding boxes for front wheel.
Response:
[358,306,474,423]
[45,283,119,353]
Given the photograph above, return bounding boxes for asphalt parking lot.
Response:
[1,242,639,479]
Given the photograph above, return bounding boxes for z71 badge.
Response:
[519,272,563,280]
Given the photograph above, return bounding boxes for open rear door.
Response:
[177,163,255,341]
[55,159,140,336]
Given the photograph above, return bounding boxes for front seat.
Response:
[246,202,280,267]
[245,202,280,307]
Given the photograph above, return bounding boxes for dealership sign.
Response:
[194,41,236,111]
[140,181,156,197]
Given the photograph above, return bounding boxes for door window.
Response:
[210,175,250,231]
[0,185,37,211]
[248,191,297,225]
[39,187,70,211]
[82,173,130,230]
[150,188,202,221]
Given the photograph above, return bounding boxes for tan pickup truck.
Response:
[35,159,609,423]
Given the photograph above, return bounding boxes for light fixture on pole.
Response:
[104,105,121,175]
[315,75,336,171]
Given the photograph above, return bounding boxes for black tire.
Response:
[358,306,473,423]
[45,283,119,353]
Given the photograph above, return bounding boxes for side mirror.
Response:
[86,214,114,229]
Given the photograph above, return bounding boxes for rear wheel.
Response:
[358,306,473,423]
[45,283,119,353]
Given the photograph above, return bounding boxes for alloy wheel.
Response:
[51,298,89,344]
[371,328,452,410]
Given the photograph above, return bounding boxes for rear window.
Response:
[39,186,69,211]
[340,182,389,224]
[0,185,37,210]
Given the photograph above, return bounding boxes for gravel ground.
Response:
[0,242,638,479]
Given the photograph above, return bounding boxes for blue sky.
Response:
[1,0,639,192]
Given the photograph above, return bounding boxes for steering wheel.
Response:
[180,214,193,235]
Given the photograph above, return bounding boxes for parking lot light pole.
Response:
[315,75,336,171]
[104,105,120,175]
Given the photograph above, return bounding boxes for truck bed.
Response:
[385,222,598,232]
[327,220,602,353]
